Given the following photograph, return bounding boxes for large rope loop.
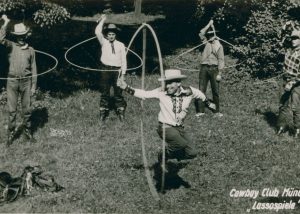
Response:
[0,49,58,80]
[64,36,143,72]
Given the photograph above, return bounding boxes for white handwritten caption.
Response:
[230,188,300,212]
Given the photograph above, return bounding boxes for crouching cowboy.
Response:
[277,29,300,138]
[0,15,37,146]
[117,69,216,164]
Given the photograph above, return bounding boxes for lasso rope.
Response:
[125,23,166,203]
[173,36,246,72]
[0,49,58,80]
[64,36,143,72]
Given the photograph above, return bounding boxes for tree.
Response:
[0,0,70,28]
[134,0,142,17]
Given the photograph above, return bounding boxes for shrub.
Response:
[0,0,70,28]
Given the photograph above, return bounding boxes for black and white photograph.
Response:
[1,0,300,213]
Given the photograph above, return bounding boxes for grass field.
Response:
[0,51,300,213]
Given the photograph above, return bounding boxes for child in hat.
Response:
[0,15,37,146]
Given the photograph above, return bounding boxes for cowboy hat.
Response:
[103,23,120,35]
[158,69,187,81]
[11,23,30,35]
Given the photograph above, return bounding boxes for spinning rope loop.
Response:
[0,49,58,80]
[173,36,246,72]
[126,23,166,204]
[64,36,143,72]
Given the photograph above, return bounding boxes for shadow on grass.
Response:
[31,107,49,133]
[153,162,191,193]
[263,111,278,129]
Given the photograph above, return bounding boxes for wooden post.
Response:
[134,0,142,17]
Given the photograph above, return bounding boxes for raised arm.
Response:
[95,14,106,46]
[0,15,10,44]
[199,19,213,41]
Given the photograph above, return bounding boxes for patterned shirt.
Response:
[0,25,37,85]
[283,48,300,79]
[133,86,206,126]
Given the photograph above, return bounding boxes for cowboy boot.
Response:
[22,128,36,143]
[295,129,300,138]
[100,109,109,122]
[6,129,15,147]
[116,107,125,122]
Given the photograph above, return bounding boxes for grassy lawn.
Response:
[0,51,300,213]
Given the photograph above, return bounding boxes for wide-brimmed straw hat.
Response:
[158,69,187,81]
[11,23,30,35]
[103,23,120,35]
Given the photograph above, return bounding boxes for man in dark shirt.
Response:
[0,15,37,146]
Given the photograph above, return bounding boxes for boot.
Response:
[100,109,109,122]
[6,130,15,147]
[277,126,285,135]
[116,107,125,122]
[295,129,300,138]
[22,128,36,143]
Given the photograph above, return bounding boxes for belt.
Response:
[8,74,32,78]
[201,64,218,67]
[159,122,183,128]
[102,64,121,69]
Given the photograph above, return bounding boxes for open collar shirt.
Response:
[100,38,127,74]
[133,86,206,126]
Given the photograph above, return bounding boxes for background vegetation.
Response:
[1,0,300,213]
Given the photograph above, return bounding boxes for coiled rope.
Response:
[64,36,143,72]
[0,49,58,80]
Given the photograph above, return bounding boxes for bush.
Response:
[0,0,70,28]
[194,0,300,78]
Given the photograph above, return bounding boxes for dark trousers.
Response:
[157,124,197,160]
[7,78,32,132]
[99,70,126,110]
[277,86,300,129]
[195,64,220,113]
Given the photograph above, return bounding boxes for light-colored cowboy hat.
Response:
[158,69,187,81]
[103,23,120,34]
[11,23,30,35]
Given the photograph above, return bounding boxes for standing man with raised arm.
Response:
[117,69,216,169]
[95,14,127,122]
[0,15,37,146]
[195,20,225,117]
